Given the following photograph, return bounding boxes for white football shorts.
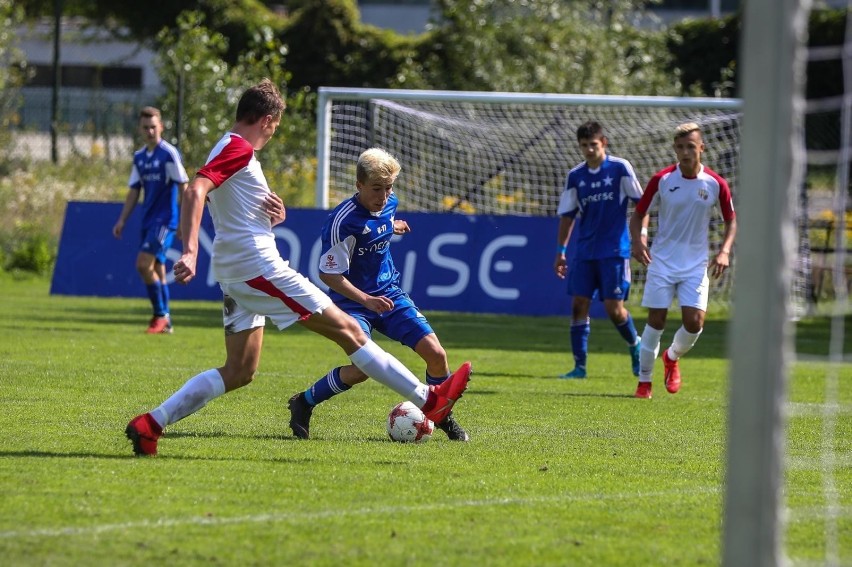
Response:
[641,265,709,311]
[219,259,332,335]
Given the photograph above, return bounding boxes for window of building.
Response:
[26,64,143,89]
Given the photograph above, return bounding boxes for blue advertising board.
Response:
[51,201,602,317]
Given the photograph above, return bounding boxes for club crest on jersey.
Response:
[698,187,709,201]
[323,254,338,269]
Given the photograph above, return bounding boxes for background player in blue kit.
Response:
[113,106,189,334]
[288,147,470,441]
[553,121,647,379]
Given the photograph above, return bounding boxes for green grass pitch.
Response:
[0,274,849,565]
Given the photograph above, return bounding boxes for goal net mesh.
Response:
[323,94,811,307]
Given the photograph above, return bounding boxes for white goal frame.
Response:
[314,87,742,209]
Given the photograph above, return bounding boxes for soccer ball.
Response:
[387,401,434,443]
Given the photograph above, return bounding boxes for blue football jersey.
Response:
[127,140,189,230]
[319,192,401,301]
[556,155,643,260]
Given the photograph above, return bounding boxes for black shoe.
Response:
[436,412,470,442]
[288,393,313,439]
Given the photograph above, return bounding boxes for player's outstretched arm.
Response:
[629,209,651,266]
[112,188,141,239]
[710,217,737,278]
[174,175,214,284]
[319,273,394,314]
[554,216,573,279]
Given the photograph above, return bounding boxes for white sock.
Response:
[639,325,663,382]
[349,340,429,406]
[668,326,702,360]
[149,369,226,428]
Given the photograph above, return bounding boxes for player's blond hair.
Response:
[357,147,401,185]
[674,122,702,140]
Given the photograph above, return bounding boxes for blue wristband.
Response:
[557,245,567,254]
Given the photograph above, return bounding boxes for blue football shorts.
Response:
[337,288,434,350]
[567,257,632,301]
[139,224,176,264]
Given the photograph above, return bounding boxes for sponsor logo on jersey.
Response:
[362,226,371,234]
[356,241,391,256]
[580,191,615,207]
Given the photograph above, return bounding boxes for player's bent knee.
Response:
[219,362,258,390]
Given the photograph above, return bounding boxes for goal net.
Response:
[316,88,771,304]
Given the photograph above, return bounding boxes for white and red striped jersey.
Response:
[196,133,281,283]
[635,163,735,277]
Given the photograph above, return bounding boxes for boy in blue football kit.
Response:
[113,106,189,334]
[553,121,646,379]
[288,147,470,441]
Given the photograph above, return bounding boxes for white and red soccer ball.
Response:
[387,401,434,443]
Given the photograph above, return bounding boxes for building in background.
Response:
[16,18,161,132]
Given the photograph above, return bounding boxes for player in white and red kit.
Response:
[124,80,471,456]
[628,122,737,399]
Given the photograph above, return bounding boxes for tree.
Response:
[17,0,286,62]
[395,0,679,96]
[155,11,317,205]
[0,0,29,172]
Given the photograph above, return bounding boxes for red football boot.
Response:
[634,381,652,399]
[125,413,163,456]
[662,349,682,394]
[422,361,472,424]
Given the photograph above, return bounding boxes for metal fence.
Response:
[11,86,164,162]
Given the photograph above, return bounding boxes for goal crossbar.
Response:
[315,86,742,209]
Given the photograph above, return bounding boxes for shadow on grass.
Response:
[556,392,639,400]
[427,312,733,357]
[0,448,342,464]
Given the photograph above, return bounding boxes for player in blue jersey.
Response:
[553,120,647,379]
[113,107,189,334]
[288,147,470,441]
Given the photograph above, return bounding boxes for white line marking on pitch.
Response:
[0,487,719,539]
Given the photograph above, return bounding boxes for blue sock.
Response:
[159,281,170,316]
[570,319,590,369]
[146,282,166,317]
[426,372,450,386]
[616,313,639,346]
[305,367,350,406]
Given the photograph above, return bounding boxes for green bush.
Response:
[0,158,125,275]
[5,231,55,275]
[667,7,846,99]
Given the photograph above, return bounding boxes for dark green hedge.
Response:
[667,8,846,100]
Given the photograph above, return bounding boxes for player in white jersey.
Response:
[554,120,647,380]
[628,122,737,399]
[124,80,471,456]
[112,107,189,334]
